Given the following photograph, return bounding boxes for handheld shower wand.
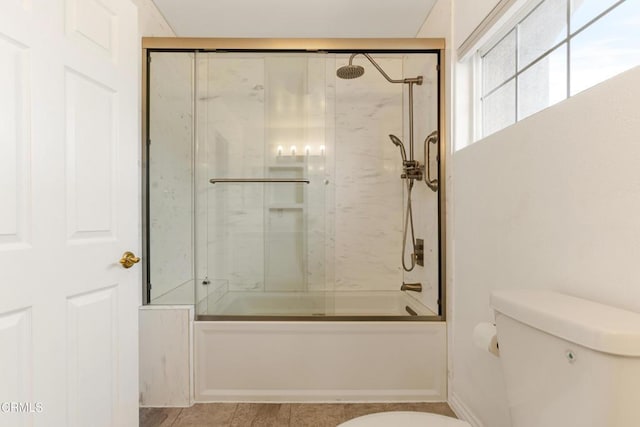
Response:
[389,135,418,272]
[389,134,407,162]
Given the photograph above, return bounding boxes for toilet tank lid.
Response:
[491,290,640,356]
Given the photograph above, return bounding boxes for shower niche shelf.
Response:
[264,153,309,291]
[267,163,306,206]
[268,203,304,211]
[267,163,306,169]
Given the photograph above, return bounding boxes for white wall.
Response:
[131,0,176,37]
[452,67,640,427]
[417,0,457,397]
[420,1,640,425]
[452,0,500,49]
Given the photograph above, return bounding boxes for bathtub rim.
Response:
[196,314,444,321]
[197,289,439,320]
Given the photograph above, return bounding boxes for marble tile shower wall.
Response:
[198,55,413,294]
[333,57,404,291]
[198,57,266,294]
[264,57,314,292]
[149,52,195,302]
[196,55,332,297]
[333,53,439,304]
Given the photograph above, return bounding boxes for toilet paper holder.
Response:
[473,322,500,357]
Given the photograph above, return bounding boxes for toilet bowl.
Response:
[337,411,470,427]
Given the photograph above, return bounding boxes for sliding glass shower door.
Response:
[194,53,334,316]
[146,47,442,319]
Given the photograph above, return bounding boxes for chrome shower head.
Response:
[336,53,421,85]
[389,134,407,162]
[336,64,365,79]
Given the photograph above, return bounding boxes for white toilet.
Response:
[338,411,468,427]
[340,289,640,427]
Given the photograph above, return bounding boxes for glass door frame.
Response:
[141,38,448,320]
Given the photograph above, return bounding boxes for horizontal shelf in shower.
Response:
[268,203,304,210]
[209,178,310,184]
[267,164,306,169]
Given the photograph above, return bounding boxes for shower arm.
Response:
[348,53,422,85]
[348,53,422,162]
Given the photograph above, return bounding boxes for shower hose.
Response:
[402,178,417,272]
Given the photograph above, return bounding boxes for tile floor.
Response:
[140,402,457,427]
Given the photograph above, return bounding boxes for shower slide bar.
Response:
[209,178,310,184]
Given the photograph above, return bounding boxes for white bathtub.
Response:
[194,292,446,402]
[194,320,446,402]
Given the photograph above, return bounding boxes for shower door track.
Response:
[197,315,438,322]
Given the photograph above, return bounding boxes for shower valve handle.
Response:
[403,161,424,181]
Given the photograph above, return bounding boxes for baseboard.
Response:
[195,388,445,403]
[139,403,192,408]
[449,392,484,427]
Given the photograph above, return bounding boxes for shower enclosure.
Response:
[143,39,445,320]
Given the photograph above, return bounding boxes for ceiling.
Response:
[152,0,438,38]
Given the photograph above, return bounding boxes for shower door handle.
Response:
[209,178,310,184]
[424,130,439,192]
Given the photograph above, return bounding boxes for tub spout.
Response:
[401,282,422,292]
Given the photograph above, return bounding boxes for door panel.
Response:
[0,0,139,426]
[66,286,118,427]
[64,68,117,242]
[0,32,30,248]
[0,308,32,422]
[65,0,118,60]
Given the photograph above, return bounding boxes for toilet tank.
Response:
[490,290,640,427]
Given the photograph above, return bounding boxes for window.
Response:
[479,0,640,138]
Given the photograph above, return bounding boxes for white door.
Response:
[0,1,140,426]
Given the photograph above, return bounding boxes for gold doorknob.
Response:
[119,251,140,269]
